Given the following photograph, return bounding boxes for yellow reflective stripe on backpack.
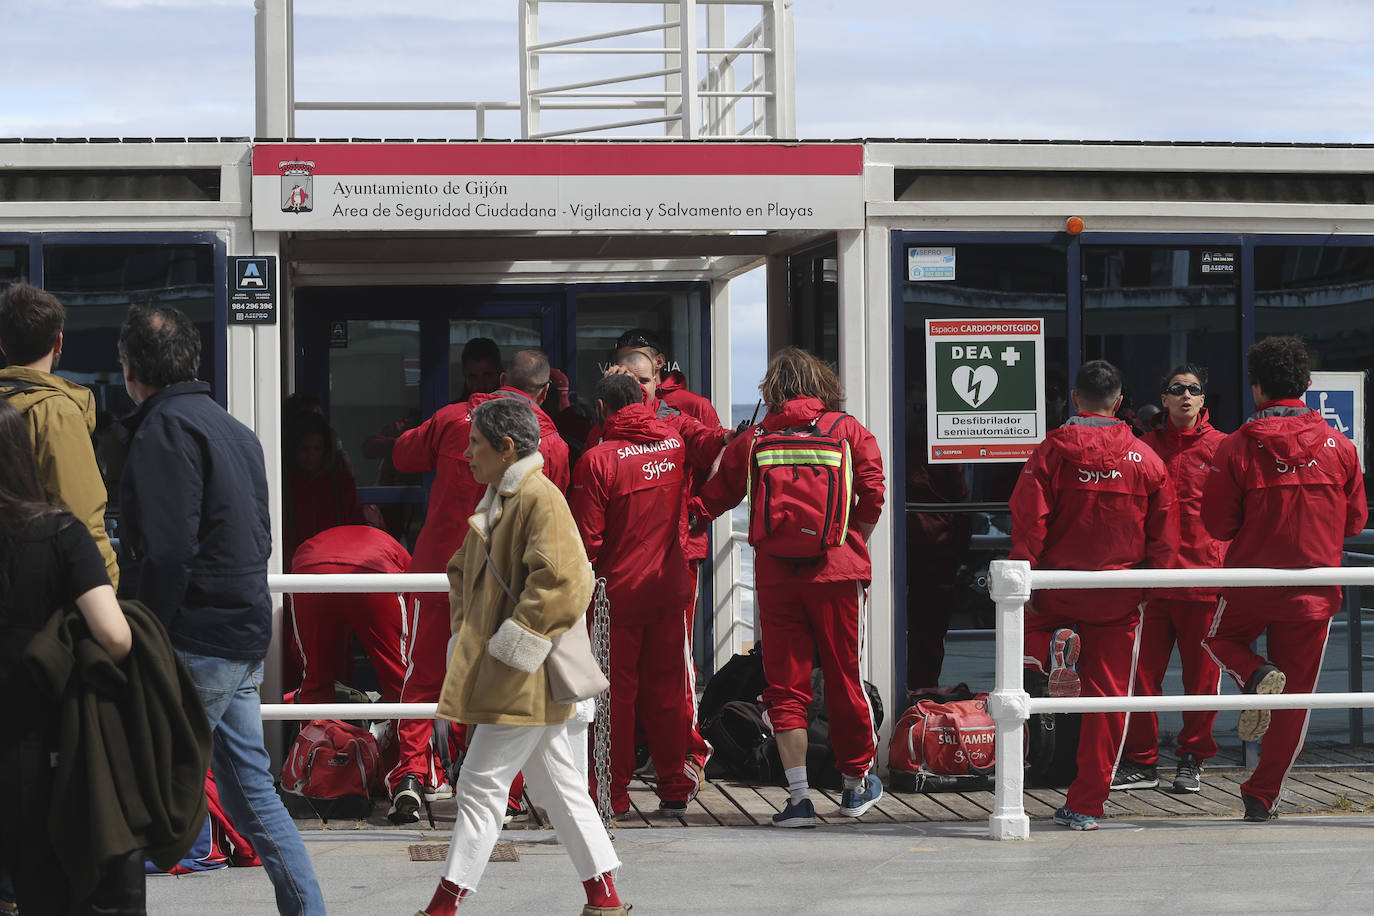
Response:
[838,439,853,534]
[754,449,844,467]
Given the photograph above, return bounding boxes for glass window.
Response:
[1255,245,1374,503]
[573,286,707,415]
[448,317,542,403]
[0,246,26,289]
[1083,246,1241,434]
[900,242,1069,689]
[787,243,839,367]
[41,242,217,520]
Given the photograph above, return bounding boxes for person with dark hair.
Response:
[593,350,729,784]
[386,348,569,824]
[1202,335,1366,823]
[117,305,326,914]
[0,282,118,587]
[1114,363,1228,794]
[416,397,626,916]
[457,336,502,402]
[1011,358,1179,831]
[569,372,725,817]
[0,397,146,915]
[284,411,366,557]
[693,347,886,827]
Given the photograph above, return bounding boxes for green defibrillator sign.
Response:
[924,318,1046,463]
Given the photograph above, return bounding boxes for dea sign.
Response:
[924,318,1046,463]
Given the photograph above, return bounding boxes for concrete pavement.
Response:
[148,815,1374,914]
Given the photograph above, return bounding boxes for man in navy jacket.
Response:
[118,305,325,915]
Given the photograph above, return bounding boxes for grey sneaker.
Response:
[1172,754,1202,793]
[1238,664,1286,742]
[1110,760,1159,791]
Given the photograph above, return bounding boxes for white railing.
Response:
[254,0,795,139]
[986,560,1374,840]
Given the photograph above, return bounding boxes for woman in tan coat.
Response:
[417,398,627,916]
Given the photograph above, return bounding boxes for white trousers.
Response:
[443,719,619,891]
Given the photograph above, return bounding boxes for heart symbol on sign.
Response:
[952,365,998,408]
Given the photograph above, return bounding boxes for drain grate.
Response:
[408,842,519,863]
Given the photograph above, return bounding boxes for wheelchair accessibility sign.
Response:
[1306,370,1365,472]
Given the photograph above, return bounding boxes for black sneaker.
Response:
[1172,754,1202,793]
[1239,663,1286,742]
[657,798,688,815]
[387,774,423,825]
[1242,793,1277,823]
[1110,760,1159,791]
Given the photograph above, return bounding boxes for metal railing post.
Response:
[987,559,1032,840]
[1345,578,1365,745]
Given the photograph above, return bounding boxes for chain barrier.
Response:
[591,576,614,826]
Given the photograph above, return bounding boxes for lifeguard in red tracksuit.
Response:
[570,372,725,815]
[1011,359,1179,831]
[1201,335,1366,823]
[386,349,571,824]
[1114,365,1228,795]
[603,345,726,778]
[290,525,410,704]
[694,347,886,828]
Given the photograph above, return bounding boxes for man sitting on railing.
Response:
[1010,359,1179,832]
[1201,335,1367,824]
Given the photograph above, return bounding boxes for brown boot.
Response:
[580,906,631,916]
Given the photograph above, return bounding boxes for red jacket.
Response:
[1202,401,1367,618]
[696,397,885,587]
[570,403,694,624]
[1141,408,1229,602]
[291,524,410,574]
[392,388,571,572]
[585,396,727,562]
[1011,415,1179,616]
[657,370,720,427]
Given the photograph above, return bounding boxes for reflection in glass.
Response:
[901,243,1068,685]
[573,287,706,415]
[447,318,541,403]
[1083,246,1240,434]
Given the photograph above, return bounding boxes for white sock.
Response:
[843,774,864,792]
[785,766,810,804]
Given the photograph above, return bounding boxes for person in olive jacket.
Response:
[417,397,626,916]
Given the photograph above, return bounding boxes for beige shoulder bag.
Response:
[481,548,608,704]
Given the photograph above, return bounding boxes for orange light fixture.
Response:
[1065,216,1084,235]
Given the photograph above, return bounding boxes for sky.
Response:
[8,0,1374,399]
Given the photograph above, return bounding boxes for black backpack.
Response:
[1024,669,1080,788]
[703,700,783,784]
[698,645,768,726]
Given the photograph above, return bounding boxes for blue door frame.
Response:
[888,229,1374,695]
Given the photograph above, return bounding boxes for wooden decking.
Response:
[289,741,1374,832]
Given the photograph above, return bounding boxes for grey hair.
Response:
[471,397,540,459]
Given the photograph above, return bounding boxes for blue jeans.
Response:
[178,650,326,916]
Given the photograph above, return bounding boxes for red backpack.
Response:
[889,692,997,780]
[747,412,854,559]
[282,719,381,812]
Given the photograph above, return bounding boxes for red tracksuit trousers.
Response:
[758,579,876,778]
[1123,598,1222,765]
[684,560,712,773]
[1202,597,1335,812]
[1024,598,1142,817]
[289,561,408,705]
[389,591,450,792]
[604,614,693,811]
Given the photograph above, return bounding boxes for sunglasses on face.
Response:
[1164,383,1204,396]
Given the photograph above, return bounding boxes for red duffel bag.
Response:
[889,692,997,782]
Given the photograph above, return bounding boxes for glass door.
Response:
[295,287,562,549]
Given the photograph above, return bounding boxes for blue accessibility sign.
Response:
[1305,371,1366,472]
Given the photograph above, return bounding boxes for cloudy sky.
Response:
[8,0,1374,398]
